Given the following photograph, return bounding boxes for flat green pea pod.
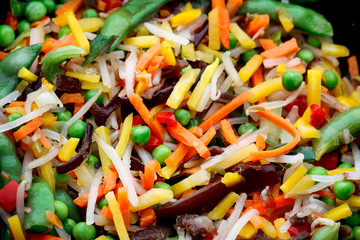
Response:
[237,0,333,37]
[0,43,42,99]
[24,176,55,233]
[0,132,21,188]
[313,106,360,160]
[311,222,340,240]
[54,188,82,223]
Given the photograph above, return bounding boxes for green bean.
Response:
[0,132,21,188]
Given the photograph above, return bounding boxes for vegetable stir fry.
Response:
[0,0,360,239]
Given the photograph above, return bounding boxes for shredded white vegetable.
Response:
[86,168,103,225]
[0,90,21,108]
[27,146,60,169]
[144,22,190,45]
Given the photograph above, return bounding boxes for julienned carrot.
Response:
[54,33,78,50]
[251,66,265,103]
[142,160,161,191]
[55,0,83,16]
[117,187,130,227]
[129,93,165,140]
[100,205,113,219]
[46,211,63,228]
[314,190,336,199]
[165,143,191,167]
[260,37,299,59]
[183,127,216,162]
[348,55,359,80]
[97,0,107,11]
[74,185,106,207]
[220,119,238,144]
[212,0,225,9]
[166,122,210,159]
[103,171,118,194]
[8,101,25,108]
[5,11,18,31]
[245,110,300,162]
[199,91,254,132]
[246,194,295,216]
[188,126,203,138]
[259,38,277,50]
[26,233,65,240]
[41,38,57,54]
[74,102,84,120]
[0,51,9,60]
[13,116,43,142]
[255,134,266,151]
[247,14,270,36]
[147,55,164,78]
[30,16,50,27]
[226,0,243,17]
[138,208,157,228]
[218,7,230,49]
[135,43,161,73]
[283,63,306,76]
[60,93,85,104]
[39,129,53,150]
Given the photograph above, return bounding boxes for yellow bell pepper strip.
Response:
[221,172,244,188]
[58,137,80,162]
[321,42,350,58]
[65,11,90,55]
[261,217,278,238]
[40,162,56,193]
[95,126,113,175]
[229,22,256,49]
[166,68,201,109]
[208,192,239,220]
[161,166,177,179]
[66,71,100,83]
[41,78,54,91]
[274,218,291,239]
[115,113,133,158]
[280,164,307,194]
[337,95,360,107]
[238,54,263,83]
[198,43,224,59]
[183,2,194,11]
[81,81,110,92]
[195,51,215,64]
[15,80,29,93]
[78,17,105,33]
[286,175,315,196]
[18,67,38,82]
[123,36,161,48]
[74,162,95,190]
[182,43,197,62]
[278,8,294,33]
[239,222,258,239]
[324,202,352,221]
[52,12,67,27]
[307,69,322,106]
[4,106,26,115]
[328,168,354,175]
[188,58,219,110]
[336,195,360,207]
[169,9,202,28]
[95,236,108,240]
[171,169,211,198]
[161,41,176,66]
[247,77,284,103]
[295,121,321,139]
[129,188,174,212]
[105,191,130,240]
[134,75,150,96]
[208,7,221,50]
[8,215,26,240]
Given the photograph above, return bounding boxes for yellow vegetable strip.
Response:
[169,9,202,28]
[280,164,307,194]
[115,113,133,158]
[229,22,256,49]
[78,17,104,33]
[247,77,284,103]
[58,137,80,161]
[8,215,26,240]
[123,36,161,48]
[238,54,263,83]
[324,202,352,221]
[65,11,90,54]
[278,8,294,33]
[307,69,322,106]
[171,169,211,198]
[208,192,240,220]
[95,126,113,175]
[208,7,221,50]
[129,188,174,212]
[66,71,100,83]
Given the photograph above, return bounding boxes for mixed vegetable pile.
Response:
[1,0,360,239]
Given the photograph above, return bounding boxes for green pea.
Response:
[131,125,151,146]
[220,33,237,51]
[54,171,71,184]
[353,226,360,240]
[98,197,108,210]
[63,218,76,235]
[152,144,172,166]
[307,166,328,175]
[307,35,321,48]
[55,110,72,121]
[40,0,56,14]
[86,155,99,166]
[238,123,257,135]
[297,49,314,64]
[338,162,354,169]
[68,120,86,139]
[72,222,96,240]
[322,69,338,90]
[58,25,71,39]
[85,89,103,106]
[318,197,336,207]
[154,181,173,191]
[346,212,360,227]
[341,225,354,240]
[241,49,257,64]
[24,1,47,23]
[83,9,98,18]
[333,180,355,200]
[282,70,303,91]
[10,0,26,17]
[6,113,23,130]
[54,200,69,222]
[185,117,200,129]
[17,20,31,34]
[0,25,15,48]
[174,109,191,126]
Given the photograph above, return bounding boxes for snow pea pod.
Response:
[0,43,42,99]
[0,132,21,188]
[237,0,333,37]
[313,106,360,160]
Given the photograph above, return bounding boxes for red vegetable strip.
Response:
[260,37,299,59]
[246,194,295,216]
[218,7,230,49]
[55,0,83,16]
[220,119,238,144]
[183,127,216,162]
[5,11,18,31]
[247,14,270,36]
[117,187,131,227]
[142,160,161,191]
[348,55,359,81]
[165,143,191,167]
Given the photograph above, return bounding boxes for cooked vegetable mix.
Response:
[0,0,359,239]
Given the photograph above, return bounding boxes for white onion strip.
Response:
[267,153,304,164]
[225,209,259,240]
[54,225,71,240]
[351,142,360,171]
[210,63,225,101]
[97,57,112,88]
[28,146,60,169]
[310,174,345,182]
[0,90,21,107]
[222,52,242,86]
[144,22,190,45]
[86,168,103,225]
[41,129,68,144]
[124,50,137,95]
[16,180,28,226]
[22,151,33,190]
[263,57,288,68]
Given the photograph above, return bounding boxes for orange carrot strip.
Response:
[30,16,50,27]
[259,38,277,50]
[212,0,225,9]
[226,0,243,17]
[26,233,65,240]
[138,208,157,228]
[13,116,43,142]
[183,127,216,162]
[97,0,107,11]
[8,101,25,108]
[100,205,113,219]
[55,0,83,16]
[348,55,359,80]
[0,51,9,60]
[260,37,299,59]
[54,33,78,50]
[74,102,84,120]
[41,38,58,54]
[250,215,267,229]
[247,14,270,36]
[103,171,118,194]
[46,211,63,228]
[147,55,164,78]
[218,7,230,49]
[135,43,161,73]
[245,110,300,162]
[39,129,53,150]
[142,160,161,191]
[251,66,265,103]
[166,122,210,159]
[199,91,254,132]
[60,93,85,104]
[188,126,203,138]
[255,134,266,151]
[220,119,238,144]
[165,143,191,167]
[129,93,165,140]
[73,185,106,207]
[285,63,306,75]
[117,187,131,227]
[313,190,336,199]
[246,194,295,216]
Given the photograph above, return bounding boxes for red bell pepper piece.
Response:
[314,152,338,170]
[202,236,214,240]
[5,11,18,31]
[144,135,163,151]
[156,112,178,127]
[310,104,327,128]
[133,115,146,127]
[285,95,307,116]
[288,223,311,237]
[0,180,27,212]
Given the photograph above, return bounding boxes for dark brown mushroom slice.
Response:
[129,226,173,240]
